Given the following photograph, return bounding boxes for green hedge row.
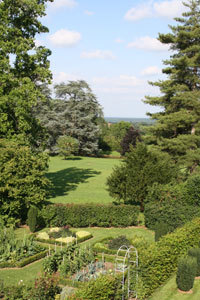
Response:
[0,250,47,269]
[34,233,93,246]
[39,204,140,228]
[93,237,130,256]
[144,202,200,231]
[140,217,200,297]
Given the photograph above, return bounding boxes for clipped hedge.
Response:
[35,233,93,246]
[93,237,131,256]
[139,217,200,297]
[0,250,48,269]
[144,202,200,231]
[40,204,139,228]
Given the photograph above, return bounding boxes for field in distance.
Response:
[46,156,121,205]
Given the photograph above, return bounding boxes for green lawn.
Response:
[46,156,121,204]
[149,275,200,300]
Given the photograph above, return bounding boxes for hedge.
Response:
[0,250,48,269]
[144,202,200,231]
[139,217,200,297]
[40,204,139,228]
[93,237,130,256]
[34,233,93,246]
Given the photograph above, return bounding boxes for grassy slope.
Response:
[46,156,121,204]
[149,275,200,300]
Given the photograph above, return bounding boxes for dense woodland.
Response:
[1,0,200,299]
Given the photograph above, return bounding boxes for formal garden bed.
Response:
[0,227,47,269]
[34,227,93,246]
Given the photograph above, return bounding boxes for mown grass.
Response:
[149,275,200,300]
[46,156,121,204]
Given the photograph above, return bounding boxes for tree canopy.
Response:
[0,0,52,147]
[54,80,103,155]
[144,0,200,173]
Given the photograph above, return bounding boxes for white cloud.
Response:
[81,50,116,60]
[50,0,77,9]
[35,39,43,47]
[93,75,143,88]
[84,10,94,16]
[127,36,169,51]
[53,72,80,84]
[154,0,185,18]
[124,0,185,21]
[124,4,152,21]
[141,66,162,76]
[49,29,81,47]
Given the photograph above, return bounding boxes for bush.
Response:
[70,274,123,300]
[188,247,200,276]
[140,217,200,297]
[144,201,200,232]
[108,235,130,250]
[176,256,197,291]
[40,204,139,228]
[154,222,170,242]
[27,206,38,233]
[185,174,200,206]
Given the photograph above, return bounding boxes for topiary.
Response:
[188,247,200,276]
[176,256,197,291]
[108,235,130,250]
[154,221,171,242]
[27,206,38,233]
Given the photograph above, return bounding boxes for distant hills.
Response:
[105,117,154,124]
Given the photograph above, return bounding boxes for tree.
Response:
[0,0,52,147]
[107,143,177,211]
[144,0,200,172]
[54,80,103,155]
[57,135,79,158]
[120,126,141,155]
[0,139,49,225]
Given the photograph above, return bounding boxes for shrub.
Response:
[154,221,170,242]
[27,206,38,233]
[185,174,200,206]
[108,236,130,250]
[188,247,200,276]
[71,274,123,300]
[144,201,200,232]
[140,217,200,297]
[176,256,197,291]
[40,204,139,228]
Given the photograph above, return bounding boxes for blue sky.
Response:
[37,0,186,118]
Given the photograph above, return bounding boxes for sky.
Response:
[37,0,187,118]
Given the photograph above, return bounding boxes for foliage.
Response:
[184,174,200,206]
[139,217,200,297]
[120,126,141,155]
[108,235,130,250]
[70,274,123,300]
[40,203,139,228]
[144,0,200,172]
[154,222,170,242]
[43,245,95,277]
[48,226,76,239]
[107,143,177,210]
[0,139,49,224]
[176,256,197,291]
[27,206,38,233]
[54,80,103,155]
[57,136,79,158]
[0,0,52,147]
[188,247,200,276]
[0,226,45,265]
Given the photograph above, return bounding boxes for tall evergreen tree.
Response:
[0,0,52,146]
[54,80,103,155]
[144,0,200,173]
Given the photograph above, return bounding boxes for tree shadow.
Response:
[46,167,101,198]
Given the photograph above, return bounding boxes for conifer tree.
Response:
[54,80,103,155]
[144,0,200,173]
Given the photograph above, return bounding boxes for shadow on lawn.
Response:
[46,167,101,198]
